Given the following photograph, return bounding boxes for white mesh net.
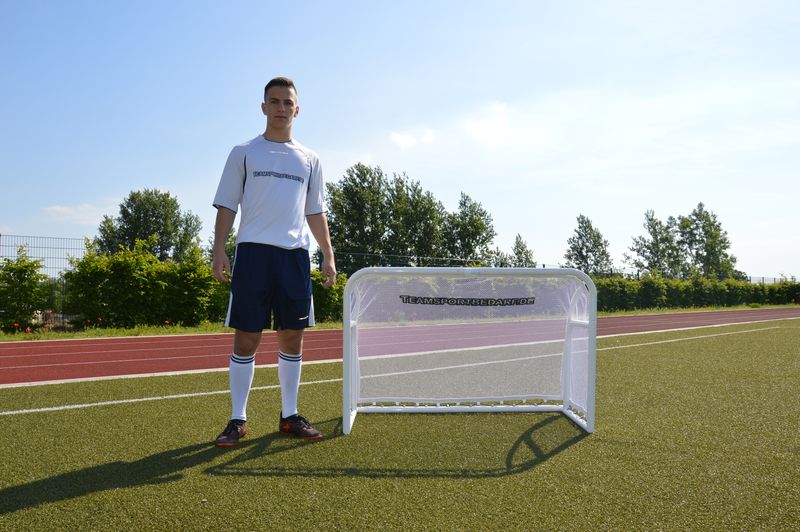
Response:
[345,268,593,417]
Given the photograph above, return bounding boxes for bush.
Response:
[311,269,347,322]
[594,277,637,311]
[637,273,667,309]
[0,246,48,331]
[65,240,219,328]
[64,242,111,327]
[164,246,218,326]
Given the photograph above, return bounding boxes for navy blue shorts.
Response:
[226,243,314,332]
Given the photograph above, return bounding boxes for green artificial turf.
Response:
[0,321,798,530]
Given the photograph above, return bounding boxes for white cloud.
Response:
[390,132,417,149]
[390,128,438,149]
[43,202,116,226]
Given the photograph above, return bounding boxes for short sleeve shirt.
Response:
[213,136,325,250]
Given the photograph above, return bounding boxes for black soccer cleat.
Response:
[279,413,322,440]
[214,419,248,447]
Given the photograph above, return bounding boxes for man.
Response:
[211,76,336,446]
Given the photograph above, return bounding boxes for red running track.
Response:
[1,307,798,386]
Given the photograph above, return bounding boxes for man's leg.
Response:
[277,328,321,439]
[229,330,262,421]
[214,329,262,447]
[276,328,303,418]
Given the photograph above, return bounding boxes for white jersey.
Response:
[213,136,326,250]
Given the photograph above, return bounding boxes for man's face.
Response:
[261,86,299,129]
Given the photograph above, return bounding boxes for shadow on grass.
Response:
[0,420,342,515]
[0,414,586,514]
[206,413,587,479]
[0,440,223,515]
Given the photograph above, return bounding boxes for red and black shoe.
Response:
[214,419,248,447]
[279,413,322,440]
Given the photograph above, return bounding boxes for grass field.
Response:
[1,320,798,530]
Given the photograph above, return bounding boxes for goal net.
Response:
[342,267,596,434]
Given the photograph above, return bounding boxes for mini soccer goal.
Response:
[342,267,596,434]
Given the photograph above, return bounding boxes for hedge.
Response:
[593,273,800,312]
[5,244,799,331]
[63,242,347,328]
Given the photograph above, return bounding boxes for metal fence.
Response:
[0,234,87,328]
[0,234,86,279]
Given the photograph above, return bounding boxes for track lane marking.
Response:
[0,325,781,415]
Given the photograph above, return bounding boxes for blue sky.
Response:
[2,1,798,277]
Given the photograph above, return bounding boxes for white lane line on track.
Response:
[1,353,231,369]
[0,342,341,365]
[0,358,337,389]
[0,325,781,414]
[0,318,793,383]
[0,329,343,347]
[0,336,341,358]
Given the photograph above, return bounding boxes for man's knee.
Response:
[277,328,304,354]
[234,330,262,356]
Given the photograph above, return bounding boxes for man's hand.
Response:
[321,257,337,288]
[212,251,232,283]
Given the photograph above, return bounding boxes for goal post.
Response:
[342,267,597,434]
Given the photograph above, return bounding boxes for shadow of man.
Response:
[0,418,344,515]
[1,441,226,515]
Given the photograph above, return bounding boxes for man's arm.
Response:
[306,213,337,288]
[212,207,237,283]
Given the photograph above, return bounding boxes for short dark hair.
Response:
[264,77,297,101]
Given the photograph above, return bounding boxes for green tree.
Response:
[442,193,496,265]
[677,202,737,279]
[0,246,48,330]
[487,247,514,267]
[625,210,683,277]
[324,164,498,273]
[325,164,391,275]
[511,234,537,267]
[384,174,447,267]
[96,189,202,262]
[564,214,613,274]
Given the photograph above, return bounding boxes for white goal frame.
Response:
[342,267,597,434]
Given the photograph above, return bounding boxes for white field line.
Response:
[599,316,798,338]
[599,326,779,350]
[0,378,343,416]
[0,326,780,416]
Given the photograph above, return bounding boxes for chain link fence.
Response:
[0,234,87,327]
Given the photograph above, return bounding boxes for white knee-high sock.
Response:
[278,352,302,418]
[229,353,255,421]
